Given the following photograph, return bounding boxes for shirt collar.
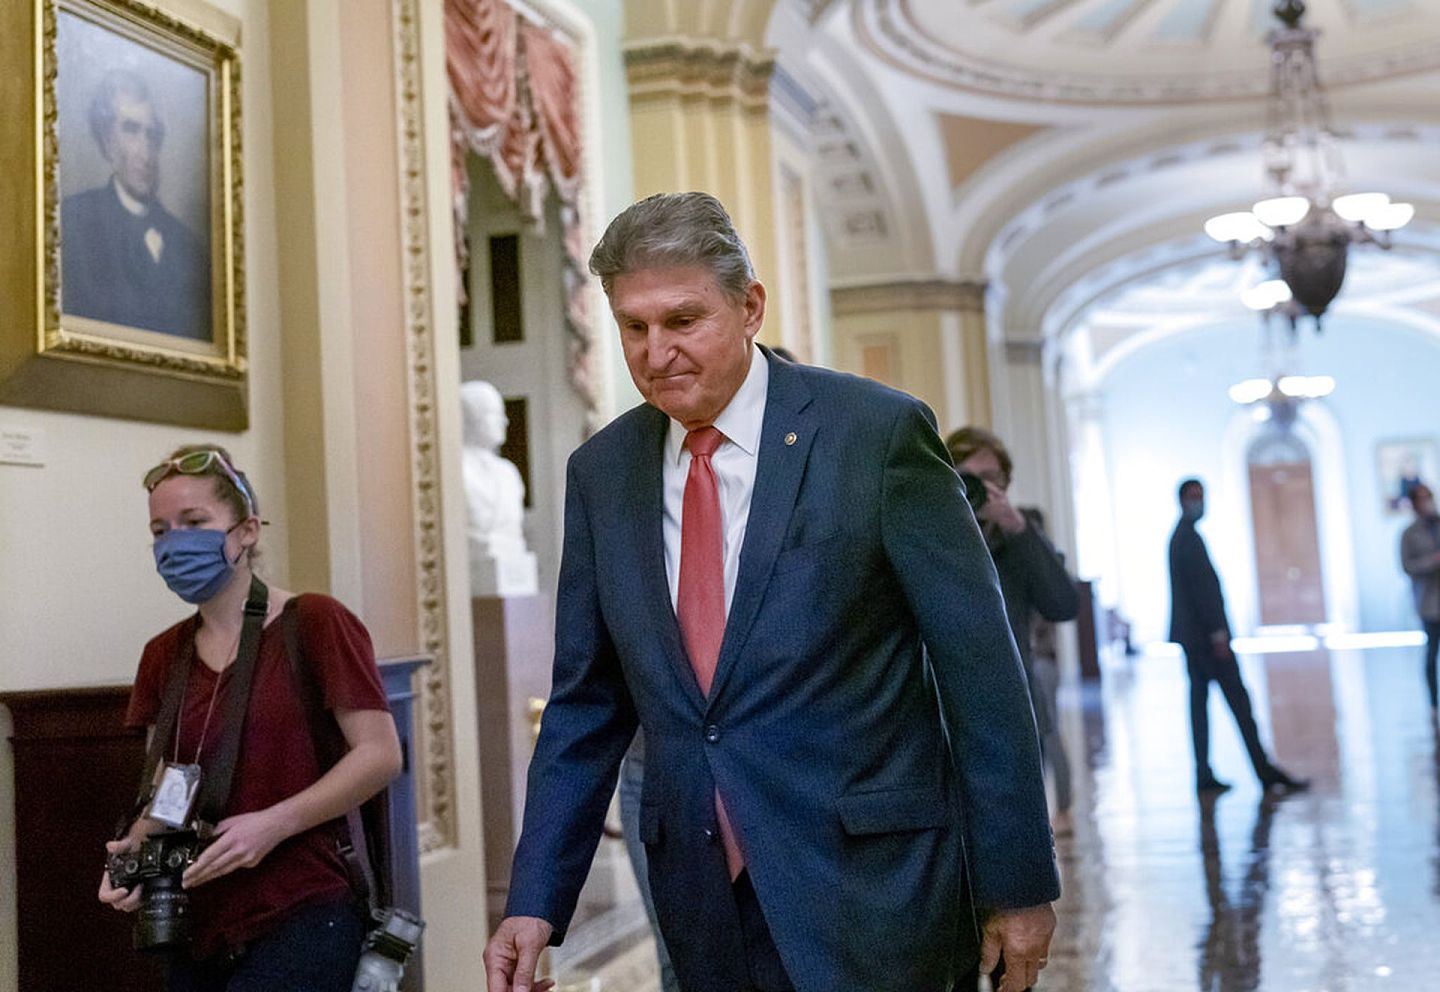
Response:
[666,344,769,463]
[112,178,149,218]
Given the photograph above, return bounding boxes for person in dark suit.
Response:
[1168,478,1307,796]
[61,69,211,340]
[484,192,1059,992]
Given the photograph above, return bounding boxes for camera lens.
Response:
[134,874,190,953]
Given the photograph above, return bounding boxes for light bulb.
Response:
[1277,375,1336,398]
[1253,196,1312,228]
[1332,192,1390,224]
[1229,378,1274,404]
[1368,202,1415,231]
[1242,279,1292,311]
[1205,212,1271,244]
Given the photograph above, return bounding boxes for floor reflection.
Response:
[1046,644,1440,991]
[557,644,1440,990]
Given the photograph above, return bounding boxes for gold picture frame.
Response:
[0,0,245,429]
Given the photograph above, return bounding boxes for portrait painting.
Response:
[1376,438,1440,514]
[57,6,213,342]
[0,0,245,428]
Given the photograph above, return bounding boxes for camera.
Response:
[106,829,206,952]
[351,907,425,992]
[958,471,988,513]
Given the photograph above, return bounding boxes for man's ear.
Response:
[743,280,767,338]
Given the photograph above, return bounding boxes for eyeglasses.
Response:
[143,450,257,517]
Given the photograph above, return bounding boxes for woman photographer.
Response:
[98,444,402,992]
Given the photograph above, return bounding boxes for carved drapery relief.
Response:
[446,0,598,428]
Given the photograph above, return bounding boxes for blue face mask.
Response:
[1182,500,1205,522]
[153,526,243,604]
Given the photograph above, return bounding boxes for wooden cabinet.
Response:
[2,686,167,992]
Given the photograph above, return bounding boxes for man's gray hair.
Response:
[589,192,755,301]
[88,69,159,150]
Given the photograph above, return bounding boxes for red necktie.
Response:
[677,426,744,877]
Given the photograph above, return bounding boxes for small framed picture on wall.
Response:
[1376,438,1440,514]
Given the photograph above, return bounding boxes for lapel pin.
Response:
[784,432,797,446]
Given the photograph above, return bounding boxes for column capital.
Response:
[624,37,775,107]
[830,278,986,317]
[1004,338,1046,366]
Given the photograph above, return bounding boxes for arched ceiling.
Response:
[1064,245,1440,392]
[853,0,1440,106]
[986,122,1440,342]
[769,0,1440,323]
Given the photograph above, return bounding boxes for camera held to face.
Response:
[106,828,208,952]
[958,471,989,514]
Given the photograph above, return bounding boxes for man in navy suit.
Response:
[1169,478,1308,796]
[484,193,1059,992]
[61,69,210,340]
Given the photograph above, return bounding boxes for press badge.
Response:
[146,762,202,828]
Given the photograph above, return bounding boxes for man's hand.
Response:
[484,916,556,992]
[1210,629,1233,661]
[980,481,1027,536]
[978,903,1056,992]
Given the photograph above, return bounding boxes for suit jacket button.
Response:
[703,827,718,844]
[704,725,720,743]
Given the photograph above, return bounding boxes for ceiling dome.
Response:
[853,0,1440,105]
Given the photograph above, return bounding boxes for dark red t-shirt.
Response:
[126,593,390,960]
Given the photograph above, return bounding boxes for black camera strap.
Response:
[122,575,270,839]
[192,575,271,834]
[281,599,392,912]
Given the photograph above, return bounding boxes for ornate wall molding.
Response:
[623,37,775,108]
[831,278,985,316]
[392,0,457,853]
[854,0,1440,107]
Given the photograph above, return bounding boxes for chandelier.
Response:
[1203,0,1414,330]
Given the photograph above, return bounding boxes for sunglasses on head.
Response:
[143,449,257,517]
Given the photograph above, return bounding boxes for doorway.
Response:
[1247,429,1326,626]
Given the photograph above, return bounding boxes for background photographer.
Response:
[98,444,402,992]
[947,427,1079,836]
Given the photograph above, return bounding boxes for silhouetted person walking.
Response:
[1168,479,1307,796]
[1400,482,1440,715]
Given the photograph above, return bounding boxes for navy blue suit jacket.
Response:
[506,352,1059,992]
[61,184,211,341]
[1169,518,1229,646]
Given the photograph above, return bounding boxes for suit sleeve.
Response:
[1175,530,1227,636]
[1010,520,1079,624]
[504,456,639,942]
[1402,526,1438,578]
[880,399,1060,910]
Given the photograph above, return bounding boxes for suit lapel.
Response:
[706,356,817,708]
[626,405,709,715]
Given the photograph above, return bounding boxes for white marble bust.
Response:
[460,380,537,596]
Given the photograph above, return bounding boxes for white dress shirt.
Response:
[113,179,165,263]
[662,344,769,616]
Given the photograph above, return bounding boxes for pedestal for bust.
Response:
[469,547,539,598]
[472,593,553,925]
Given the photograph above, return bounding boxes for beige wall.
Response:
[0,0,287,988]
[832,309,952,425]
[339,1,420,657]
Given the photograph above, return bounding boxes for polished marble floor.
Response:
[555,643,1440,991]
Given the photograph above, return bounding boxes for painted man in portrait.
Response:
[61,69,210,341]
